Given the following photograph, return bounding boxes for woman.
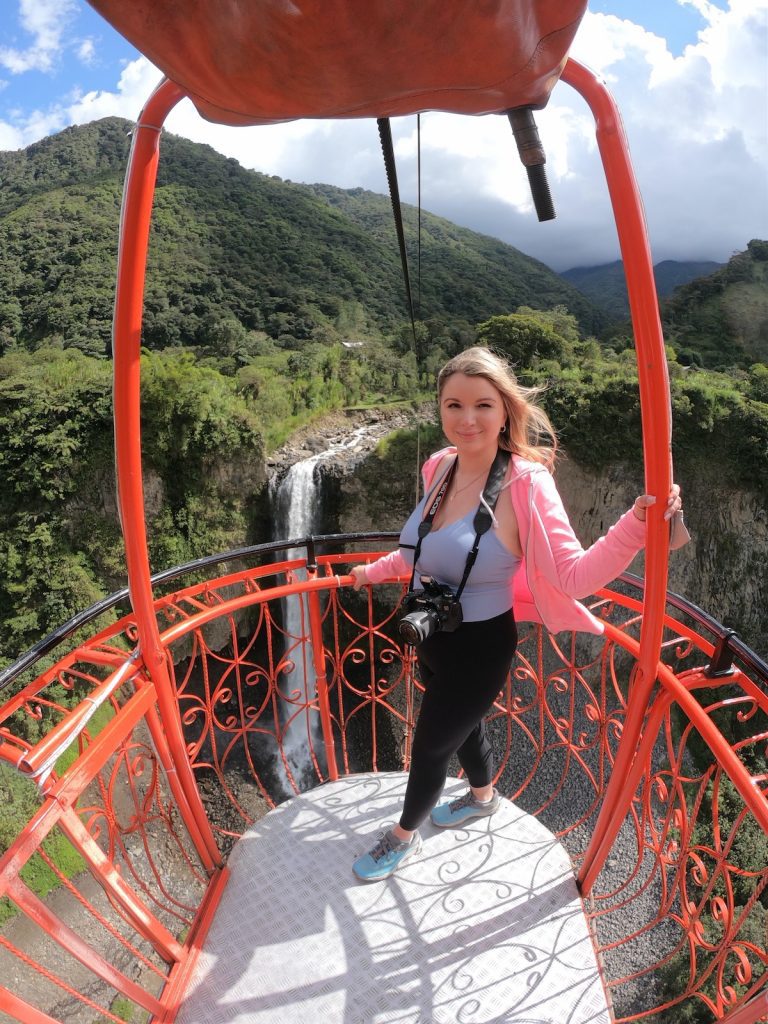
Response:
[349,346,682,883]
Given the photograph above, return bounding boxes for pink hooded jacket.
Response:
[364,447,647,635]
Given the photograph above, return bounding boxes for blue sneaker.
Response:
[430,788,500,828]
[352,829,422,882]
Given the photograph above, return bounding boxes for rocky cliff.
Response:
[554,455,767,656]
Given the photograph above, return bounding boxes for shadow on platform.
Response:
[177,772,610,1024]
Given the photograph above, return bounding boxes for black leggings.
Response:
[399,608,518,831]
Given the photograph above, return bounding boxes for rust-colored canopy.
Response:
[87,0,587,125]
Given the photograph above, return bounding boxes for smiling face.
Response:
[439,372,508,458]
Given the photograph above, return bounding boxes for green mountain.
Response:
[655,259,725,296]
[2,116,766,670]
[306,182,601,329]
[561,259,723,319]
[567,245,768,370]
[662,241,768,368]
[0,117,604,358]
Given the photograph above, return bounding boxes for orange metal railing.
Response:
[0,545,766,1023]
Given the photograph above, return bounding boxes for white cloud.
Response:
[0,0,77,74]
[1,1,765,271]
[0,56,163,150]
[361,0,764,268]
[77,38,96,66]
[548,1,768,266]
[163,98,326,181]
[185,0,764,269]
[67,56,163,123]
[679,0,728,27]
[0,121,23,149]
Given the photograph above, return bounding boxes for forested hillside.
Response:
[0,117,766,671]
[0,347,265,664]
[595,242,768,370]
[661,240,768,368]
[0,117,603,360]
[308,183,598,327]
[1,114,766,1024]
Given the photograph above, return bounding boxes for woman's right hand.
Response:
[633,483,682,522]
[350,565,369,590]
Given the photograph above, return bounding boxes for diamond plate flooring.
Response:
[177,772,611,1024]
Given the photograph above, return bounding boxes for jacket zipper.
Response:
[524,473,546,628]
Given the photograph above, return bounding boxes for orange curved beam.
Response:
[112,59,676,905]
[561,58,673,886]
[578,621,768,894]
[113,76,221,870]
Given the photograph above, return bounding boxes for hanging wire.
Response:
[417,113,422,319]
[377,117,417,345]
[416,115,423,497]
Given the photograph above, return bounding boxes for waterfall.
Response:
[270,428,368,796]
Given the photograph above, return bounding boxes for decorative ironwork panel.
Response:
[2,552,766,1022]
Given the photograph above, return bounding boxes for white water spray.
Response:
[271,428,368,795]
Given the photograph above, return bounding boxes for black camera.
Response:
[398,576,463,645]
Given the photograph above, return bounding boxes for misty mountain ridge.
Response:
[661,240,768,368]
[561,259,724,319]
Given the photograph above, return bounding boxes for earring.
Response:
[499,424,507,434]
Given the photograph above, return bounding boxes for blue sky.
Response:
[0,2,122,113]
[589,0,726,52]
[0,0,766,270]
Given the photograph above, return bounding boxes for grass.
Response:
[0,700,116,925]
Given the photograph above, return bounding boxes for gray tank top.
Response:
[399,493,521,622]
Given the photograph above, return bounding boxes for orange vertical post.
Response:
[560,60,673,893]
[307,587,339,781]
[113,77,221,869]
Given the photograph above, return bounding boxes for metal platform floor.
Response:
[177,772,611,1024]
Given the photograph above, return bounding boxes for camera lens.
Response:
[398,608,438,645]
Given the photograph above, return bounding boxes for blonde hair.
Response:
[437,346,558,468]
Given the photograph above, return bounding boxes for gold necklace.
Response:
[448,469,486,501]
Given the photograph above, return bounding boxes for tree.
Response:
[748,363,768,403]
[475,310,568,367]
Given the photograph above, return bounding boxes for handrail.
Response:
[560,56,674,899]
[3,540,764,693]
[0,531,400,691]
[619,571,768,679]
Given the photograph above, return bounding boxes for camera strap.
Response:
[407,447,511,600]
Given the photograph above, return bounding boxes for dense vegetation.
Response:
[661,239,768,369]
[472,306,768,490]
[595,240,768,371]
[2,302,766,670]
[0,347,264,665]
[0,116,610,666]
